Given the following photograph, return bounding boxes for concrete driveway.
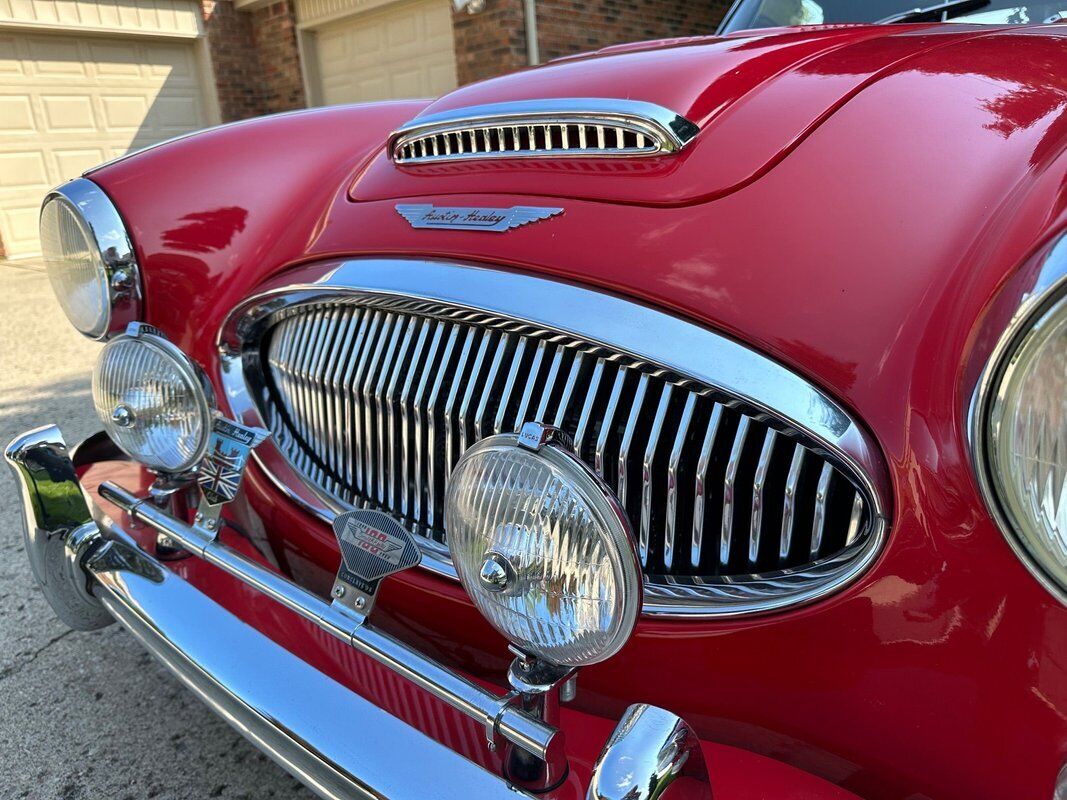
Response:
[0,266,312,800]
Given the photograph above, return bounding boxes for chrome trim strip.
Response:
[390,98,700,164]
[43,178,142,341]
[219,259,891,617]
[969,232,1067,605]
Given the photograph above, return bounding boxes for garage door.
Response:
[0,33,210,260]
[313,0,457,106]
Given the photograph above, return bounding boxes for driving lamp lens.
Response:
[92,329,212,473]
[445,431,641,667]
[987,293,1067,593]
[40,196,110,339]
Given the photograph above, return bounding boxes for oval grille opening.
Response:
[250,296,880,614]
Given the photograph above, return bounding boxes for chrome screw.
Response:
[194,512,203,523]
[205,518,216,530]
[332,585,346,598]
[355,597,365,609]
[111,404,135,428]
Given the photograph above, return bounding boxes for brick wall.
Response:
[202,0,733,122]
[201,0,263,121]
[451,0,527,86]
[534,0,733,64]
[250,1,307,114]
[201,0,304,122]
[449,0,733,88]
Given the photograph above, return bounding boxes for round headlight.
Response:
[983,288,1067,597]
[40,179,140,340]
[92,324,213,473]
[445,424,641,667]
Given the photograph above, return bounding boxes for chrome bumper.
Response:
[5,426,710,800]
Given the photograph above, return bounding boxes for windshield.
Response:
[718,0,1067,33]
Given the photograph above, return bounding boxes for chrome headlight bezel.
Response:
[970,233,1067,604]
[93,323,215,474]
[40,178,141,340]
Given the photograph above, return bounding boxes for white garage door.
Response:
[0,33,210,260]
[313,0,457,106]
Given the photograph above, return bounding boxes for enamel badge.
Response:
[197,418,269,507]
[331,509,421,617]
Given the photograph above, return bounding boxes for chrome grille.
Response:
[390,98,700,165]
[257,298,874,595]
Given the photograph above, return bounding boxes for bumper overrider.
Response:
[6,425,711,800]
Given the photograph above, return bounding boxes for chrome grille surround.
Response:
[219,259,890,617]
[390,99,700,165]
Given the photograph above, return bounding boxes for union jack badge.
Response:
[197,418,269,507]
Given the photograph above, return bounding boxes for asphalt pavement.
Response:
[0,265,312,799]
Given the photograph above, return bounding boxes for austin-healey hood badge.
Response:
[331,509,422,619]
[396,204,563,232]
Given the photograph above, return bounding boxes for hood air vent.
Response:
[390,98,699,165]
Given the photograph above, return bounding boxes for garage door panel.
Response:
[0,33,209,259]
[27,36,86,76]
[101,94,151,129]
[52,147,108,178]
[0,95,34,131]
[313,0,457,106]
[0,35,21,73]
[150,93,204,131]
[90,41,144,76]
[0,151,48,188]
[1,206,40,253]
[40,95,98,131]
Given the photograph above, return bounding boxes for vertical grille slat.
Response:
[573,357,605,460]
[721,415,751,570]
[781,444,805,563]
[617,372,650,525]
[665,392,696,572]
[749,429,777,566]
[639,384,673,569]
[425,325,461,528]
[260,299,879,604]
[811,462,834,557]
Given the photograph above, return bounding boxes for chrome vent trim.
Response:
[219,260,890,617]
[390,98,700,165]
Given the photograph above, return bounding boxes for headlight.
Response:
[974,237,1066,600]
[445,423,641,667]
[40,178,140,340]
[92,323,213,473]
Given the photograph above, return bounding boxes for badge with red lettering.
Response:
[331,509,421,618]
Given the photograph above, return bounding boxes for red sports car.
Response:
[7,2,1066,798]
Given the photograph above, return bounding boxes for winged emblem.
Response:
[396,204,563,232]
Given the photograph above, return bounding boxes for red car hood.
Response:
[353,23,1013,206]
